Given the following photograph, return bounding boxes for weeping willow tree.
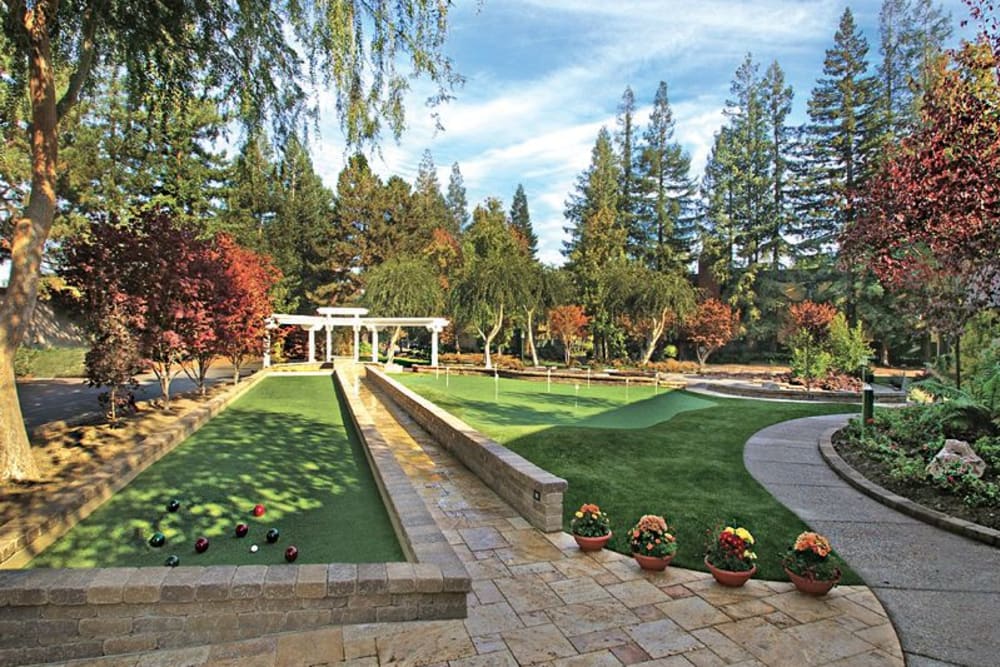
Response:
[0,0,461,481]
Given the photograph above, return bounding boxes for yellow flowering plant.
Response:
[705,523,757,572]
[570,503,611,537]
[628,514,678,558]
[781,531,843,581]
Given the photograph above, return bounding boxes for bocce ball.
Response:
[284,546,298,562]
[249,544,259,553]
[165,555,180,567]
[252,504,266,517]
[194,537,210,553]
[235,523,249,538]
[148,532,166,548]
[167,499,181,512]
[266,528,280,543]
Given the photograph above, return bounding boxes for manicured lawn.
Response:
[399,373,859,581]
[15,346,86,378]
[30,375,404,568]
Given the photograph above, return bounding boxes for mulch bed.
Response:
[832,432,1000,531]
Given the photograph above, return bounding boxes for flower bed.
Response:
[833,404,1000,530]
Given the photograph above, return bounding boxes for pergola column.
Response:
[263,331,272,368]
[307,327,317,363]
[370,326,379,363]
[325,325,332,363]
[352,323,361,362]
[427,323,443,367]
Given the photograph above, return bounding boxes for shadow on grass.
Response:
[29,375,404,568]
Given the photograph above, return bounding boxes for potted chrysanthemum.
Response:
[704,524,757,587]
[782,531,843,595]
[628,514,678,571]
[570,503,612,551]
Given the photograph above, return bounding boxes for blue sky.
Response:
[312,0,977,267]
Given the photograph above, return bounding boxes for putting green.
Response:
[29,375,405,568]
[396,373,716,441]
[399,372,859,582]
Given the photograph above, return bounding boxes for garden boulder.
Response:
[925,439,987,478]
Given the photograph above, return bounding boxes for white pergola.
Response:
[264,307,449,367]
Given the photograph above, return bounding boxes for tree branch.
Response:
[56,0,102,121]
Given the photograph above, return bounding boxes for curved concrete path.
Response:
[745,415,1000,667]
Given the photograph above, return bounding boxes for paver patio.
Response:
[48,367,904,666]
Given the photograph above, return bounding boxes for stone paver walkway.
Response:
[745,415,1000,667]
[50,373,903,667]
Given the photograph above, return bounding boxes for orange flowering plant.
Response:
[705,524,757,572]
[781,531,843,581]
[628,514,678,558]
[570,503,611,537]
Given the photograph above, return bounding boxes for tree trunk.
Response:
[0,6,61,481]
[954,334,961,391]
[525,307,539,367]
[482,304,504,370]
[639,315,667,366]
[386,326,402,366]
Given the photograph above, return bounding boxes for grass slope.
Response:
[399,374,857,582]
[30,375,404,568]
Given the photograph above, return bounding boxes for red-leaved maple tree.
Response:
[843,41,1000,311]
[548,305,589,366]
[684,299,740,372]
[211,234,282,384]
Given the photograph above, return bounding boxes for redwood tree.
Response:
[685,299,740,372]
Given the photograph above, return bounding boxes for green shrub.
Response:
[828,313,871,376]
[14,347,39,377]
[790,347,832,384]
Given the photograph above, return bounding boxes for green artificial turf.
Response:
[30,375,405,568]
[398,373,860,582]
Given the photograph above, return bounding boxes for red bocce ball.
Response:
[252,504,266,517]
[194,536,210,553]
[284,546,298,562]
[235,523,249,538]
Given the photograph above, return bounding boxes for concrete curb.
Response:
[818,427,1000,548]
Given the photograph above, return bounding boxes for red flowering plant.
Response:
[570,503,611,538]
[628,514,678,558]
[705,524,757,572]
[781,531,843,581]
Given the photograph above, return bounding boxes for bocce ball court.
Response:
[28,374,405,568]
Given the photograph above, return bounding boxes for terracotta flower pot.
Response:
[633,552,675,571]
[705,557,756,587]
[573,531,612,552]
[784,567,840,596]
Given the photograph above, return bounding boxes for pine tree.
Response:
[799,8,879,253]
[876,0,952,142]
[509,184,537,258]
[218,131,280,253]
[411,149,450,244]
[614,86,643,259]
[636,81,697,272]
[445,161,470,233]
[271,136,336,311]
[564,127,626,361]
[761,60,795,269]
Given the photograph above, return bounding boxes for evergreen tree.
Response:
[876,0,952,142]
[445,161,470,233]
[411,149,450,243]
[761,61,795,270]
[614,86,643,258]
[509,184,537,258]
[636,81,697,272]
[218,131,280,253]
[798,8,879,253]
[271,136,336,311]
[564,127,627,361]
[314,153,385,304]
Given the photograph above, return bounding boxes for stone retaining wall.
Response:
[365,366,567,532]
[0,369,468,666]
